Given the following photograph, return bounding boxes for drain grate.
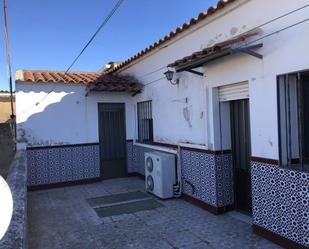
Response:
[94,198,164,218]
[87,191,150,207]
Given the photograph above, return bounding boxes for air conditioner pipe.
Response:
[173,145,196,197]
[173,145,183,197]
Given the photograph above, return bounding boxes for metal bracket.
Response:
[185,69,204,76]
[174,43,264,73]
[132,90,142,97]
[232,43,263,59]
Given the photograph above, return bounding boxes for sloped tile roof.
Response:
[87,74,142,94]
[16,70,100,84]
[105,0,237,74]
[15,70,142,94]
[168,32,257,68]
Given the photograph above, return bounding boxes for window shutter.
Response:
[218,81,249,102]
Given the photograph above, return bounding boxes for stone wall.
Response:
[0,150,27,249]
[0,123,15,178]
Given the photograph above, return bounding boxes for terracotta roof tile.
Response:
[105,0,237,74]
[167,32,258,68]
[15,70,143,94]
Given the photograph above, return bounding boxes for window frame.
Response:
[137,100,153,143]
[277,70,309,172]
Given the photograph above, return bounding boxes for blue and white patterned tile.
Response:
[27,150,38,185]
[132,145,153,175]
[27,144,101,186]
[48,148,64,184]
[35,149,49,185]
[72,146,85,181]
[93,145,101,177]
[215,153,233,207]
[181,149,218,206]
[127,141,136,173]
[251,161,309,248]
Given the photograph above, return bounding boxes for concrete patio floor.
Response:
[28,177,282,249]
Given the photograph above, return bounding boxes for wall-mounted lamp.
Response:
[164,70,179,85]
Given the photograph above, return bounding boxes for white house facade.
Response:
[15,0,309,248]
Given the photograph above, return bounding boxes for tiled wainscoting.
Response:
[26,140,309,247]
[127,143,234,211]
[251,160,309,248]
[181,149,233,209]
[27,143,100,186]
[127,141,153,176]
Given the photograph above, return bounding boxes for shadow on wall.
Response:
[0,122,15,178]
[17,85,91,147]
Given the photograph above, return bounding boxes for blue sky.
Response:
[0,0,218,90]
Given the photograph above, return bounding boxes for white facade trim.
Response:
[115,0,249,73]
[134,142,177,154]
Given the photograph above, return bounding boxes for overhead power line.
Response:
[142,18,309,87]
[144,77,166,86]
[133,3,309,83]
[3,0,14,119]
[30,0,124,108]
[244,3,309,35]
[245,17,309,47]
[65,0,124,73]
[23,2,309,112]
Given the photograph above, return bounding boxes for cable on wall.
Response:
[133,3,309,86]
[244,4,309,35]
[144,77,166,86]
[136,66,167,79]
[21,4,309,113]
[244,17,309,47]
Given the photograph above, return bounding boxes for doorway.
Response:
[98,103,127,179]
[230,99,252,214]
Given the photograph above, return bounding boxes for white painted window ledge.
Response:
[133,142,209,154]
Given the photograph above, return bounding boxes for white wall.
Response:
[16,82,135,146]
[120,0,309,159]
[15,0,309,159]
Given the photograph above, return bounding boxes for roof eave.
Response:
[105,0,246,74]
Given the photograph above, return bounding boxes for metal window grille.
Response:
[137,100,153,143]
[277,72,309,171]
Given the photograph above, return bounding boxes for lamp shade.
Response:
[164,70,174,81]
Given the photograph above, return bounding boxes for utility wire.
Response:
[245,18,309,47]
[133,3,309,82]
[22,3,309,112]
[244,4,309,35]
[65,0,124,73]
[3,0,16,142]
[144,77,166,86]
[31,0,124,108]
[142,18,309,87]
[3,0,14,118]
[17,17,309,115]
[137,66,167,79]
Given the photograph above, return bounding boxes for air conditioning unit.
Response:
[145,151,176,199]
